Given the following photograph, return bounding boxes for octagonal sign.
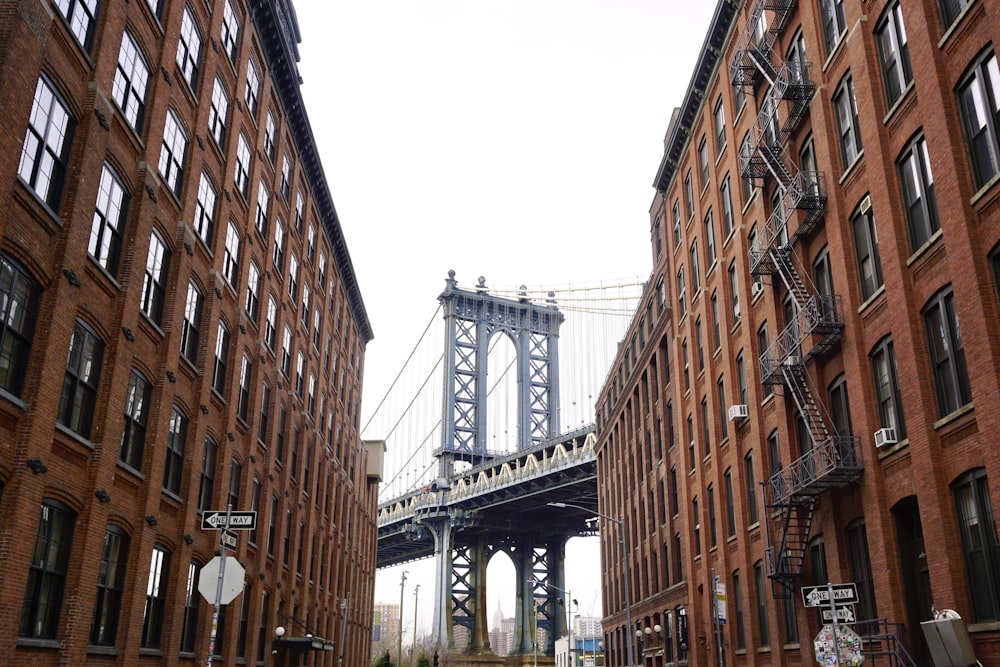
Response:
[198,556,245,605]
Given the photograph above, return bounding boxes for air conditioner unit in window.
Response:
[751,281,764,298]
[783,355,802,367]
[733,301,741,319]
[728,404,749,422]
[874,427,897,449]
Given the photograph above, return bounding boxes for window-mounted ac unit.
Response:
[751,282,764,298]
[783,355,802,367]
[874,427,897,449]
[728,404,749,422]
[733,302,741,319]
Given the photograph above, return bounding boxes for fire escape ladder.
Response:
[765,497,816,599]
[729,0,795,89]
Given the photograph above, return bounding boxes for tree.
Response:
[373,649,394,667]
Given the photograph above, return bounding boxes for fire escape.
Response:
[730,0,863,598]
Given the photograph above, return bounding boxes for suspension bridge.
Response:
[363,271,644,662]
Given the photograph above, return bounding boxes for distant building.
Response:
[596,1,1000,666]
[372,603,401,658]
[0,0,377,666]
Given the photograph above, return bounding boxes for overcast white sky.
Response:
[293,0,718,641]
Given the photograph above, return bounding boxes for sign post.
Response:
[806,583,864,667]
[712,571,725,667]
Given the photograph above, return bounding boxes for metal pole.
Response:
[411,584,420,667]
[712,570,724,667]
[338,593,349,667]
[827,582,842,667]
[207,503,233,667]
[398,570,408,667]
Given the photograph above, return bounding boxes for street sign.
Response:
[201,510,257,530]
[822,606,856,623]
[802,583,859,608]
[715,580,727,624]
[814,623,865,666]
[220,529,238,551]
[198,556,245,605]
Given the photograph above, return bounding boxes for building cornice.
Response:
[250,0,374,344]
[653,0,740,194]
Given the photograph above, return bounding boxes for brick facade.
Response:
[0,1,378,666]
[595,1,1000,666]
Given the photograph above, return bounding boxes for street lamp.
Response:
[528,578,578,664]
[398,570,408,667]
[548,502,636,667]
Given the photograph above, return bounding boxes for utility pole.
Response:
[411,584,420,667]
[398,571,408,667]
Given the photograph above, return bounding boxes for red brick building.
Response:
[595,1,1000,666]
[0,1,379,666]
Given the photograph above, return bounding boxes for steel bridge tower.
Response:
[421,272,574,660]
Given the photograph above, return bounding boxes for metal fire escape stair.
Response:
[731,0,863,599]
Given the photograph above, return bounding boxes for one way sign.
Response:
[822,606,856,623]
[201,510,257,530]
[801,583,859,608]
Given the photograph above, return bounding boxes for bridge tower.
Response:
[424,272,570,659]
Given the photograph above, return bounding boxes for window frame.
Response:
[58,320,104,438]
[0,254,41,398]
[833,74,862,168]
[957,50,1000,189]
[175,6,202,90]
[923,287,973,417]
[876,1,913,107]
[898,133,940,250]
[112,30,150,132]
[18,76,75,210]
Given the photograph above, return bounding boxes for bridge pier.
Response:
[422,512,455,650]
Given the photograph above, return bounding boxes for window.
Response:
[682,340,690,391]
[236,581,251,657]
[724,469,736,537]
[54,0,99,49]
[281,154,291,200]
[221,0,240,64]
[223,220,240,287]
[180,561,201,653]
[20,500,76,638]
[158,109,187,198]
[163,406,187,495]
[249,478,261,544]
[834,74,862,168]
[141,545,170,648]
[295,190,305,232]
[228,458,242,509]
[693,497,701,556]
[235,133,251,198]
[308,373,317,415]
[672,201,682,247]
[684,170,694,218]
[19,76,74,210]
[258,381,271,445]
[704,210,717,267]
[813,244,833,297]
[254,179,270,238]
[714,97,726,156]
[176,7,201,88]
[953,469,1000,621]
[273,218,286,270]
[119,369,151,470]
[192,171,216,245]
[144,0,161,18]
[90,526,128,646]
[732,570,746,649]
[736,352,747,404]
[208,76,229,146]
[245,58,260,117]
[0,254,41,397]
[654,213,663,258]
[851,199,883,299]
[717,376,728,440]
[301,284,310,327]
[876,2,912,107]
[740,132,754,201]
[940,0,974,29]
[112,31,150,131]
[923,287,972,416]
[710,291,721,351]
[744,452,758,524]
[140,230,169,325]
[846,520,878,624]
[212,321,230,394]
[256,590,270,661]
[958,50,1000,189]
[281,326,292,376]
[677,267,686,318]
[237,353,252,421]
[819,0,847,56]
[296,351,305,397]
[267,495,278,555]
[58,320,104,438]
[698,136,709,188]
[198,437,218,511]
[809,535,829,586]
[753,560,769,647]
[696,318,705,372]
[871,337,906,439]
[288,253,299,301]
[690,241,700,293]
[246,262,261,322]
[800,136,820,196]
[264,112,276,162]
[721,174,734,238]
[265,295,278,350]
[728,261,740,321]
[307,223,316,263]
[180,281,203,363]
[899,134,940,250]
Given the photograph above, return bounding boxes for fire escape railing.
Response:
[730,0,862,599]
